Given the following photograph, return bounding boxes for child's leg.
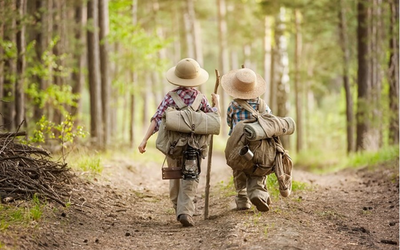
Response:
[233,170,251,210]
[247,174,271,212]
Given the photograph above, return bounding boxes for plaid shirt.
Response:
[226,98,272,135]
[151,87,216,133]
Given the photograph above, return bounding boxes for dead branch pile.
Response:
[0,132,75,206]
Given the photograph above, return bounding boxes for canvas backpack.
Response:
[156,91,212,159]
[224,98,295,197]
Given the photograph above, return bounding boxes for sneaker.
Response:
[178,214,194,227]
[250,196,271,212]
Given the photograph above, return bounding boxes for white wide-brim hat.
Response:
[165,58,209,87]
[221,68,266,99]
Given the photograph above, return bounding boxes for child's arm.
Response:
[138,120,157,154]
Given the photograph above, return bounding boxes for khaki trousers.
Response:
[233,168,270,206]
[167,157,199,219]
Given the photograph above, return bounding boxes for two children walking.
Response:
[139,58,287,227]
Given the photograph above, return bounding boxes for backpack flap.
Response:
[165,93,220,135]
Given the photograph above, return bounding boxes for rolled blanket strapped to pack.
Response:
[243,115,296,141]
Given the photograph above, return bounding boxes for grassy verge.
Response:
[294,145,399,174]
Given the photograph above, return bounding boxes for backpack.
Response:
[224,98,295,197]
[156,91,216,159]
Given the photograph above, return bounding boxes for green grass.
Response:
[0,194,44,231]
[294,145,399,174]
[68,152,103,175]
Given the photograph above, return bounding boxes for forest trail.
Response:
[2,152,399,250]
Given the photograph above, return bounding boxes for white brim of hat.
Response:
[221,69,266,99]
[165,66,209,87]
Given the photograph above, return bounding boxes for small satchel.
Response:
[165,92,220,135]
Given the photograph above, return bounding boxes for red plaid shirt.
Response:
[151,87,215,133]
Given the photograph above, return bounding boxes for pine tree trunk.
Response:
[3,0,16,131]
[0,0,5,121]
[294,9,303,153]
[263,15,272,105]
[129,0,138,147]
[99,0,111,147]
[339,0,355,153]
[217,0,229,137]
[388,0,399,145]
[356,0,371,151]
[71,0,86,126]
[87,0,104,147]
[15,0,26,128]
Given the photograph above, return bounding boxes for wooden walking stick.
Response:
[204,69,220,220]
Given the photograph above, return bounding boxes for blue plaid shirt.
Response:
[226,98,272,135]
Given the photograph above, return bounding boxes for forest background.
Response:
[0,0,399,170]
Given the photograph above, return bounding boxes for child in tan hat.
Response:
[221,68,272,211]
[138,58,219,226]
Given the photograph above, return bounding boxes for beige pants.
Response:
[233,168,269,206]
[167,157,199,219]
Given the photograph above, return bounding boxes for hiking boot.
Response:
[250,196,271,212]
[235,194,251,210]
[236,201,251,210]
[178,214,194,227]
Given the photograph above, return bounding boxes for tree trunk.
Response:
[263,15,272,105]
[33,0,44,121]
[274,7,291,148]
[99,0,111,147]
[356,0,371,151]
[87,0,104,147]
[15,0,26,127]
[129,0,138,147]
[217,0,229,137]
[186,0,204,93]
[294,9,303,153]
[0,0,5,121]
[71,0,86,126]
[3,0,16,131]
[338,0,355,153]
[388,0,399,145]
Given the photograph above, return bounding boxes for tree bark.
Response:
[274,7,290,148]
[99,0,111,147]
[87,0,104,147]
[3,0,17,131]
[217,0,229,137]
[294,9,303,153]
[338,0,355,153]
[356,0,371,151]
[388,0,399,145]
[71,0,86,126]
[15,0,26,127]
[129,0,138,147]
[0,0,5,119]
[263,15,272,106]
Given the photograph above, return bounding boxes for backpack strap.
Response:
[191,94,203,111]
[170,91,187,110]
[235,99,260,118]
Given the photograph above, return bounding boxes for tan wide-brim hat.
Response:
[221,68,266,99]
[166,58,209,87]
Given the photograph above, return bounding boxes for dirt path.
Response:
[2,152,399,250]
